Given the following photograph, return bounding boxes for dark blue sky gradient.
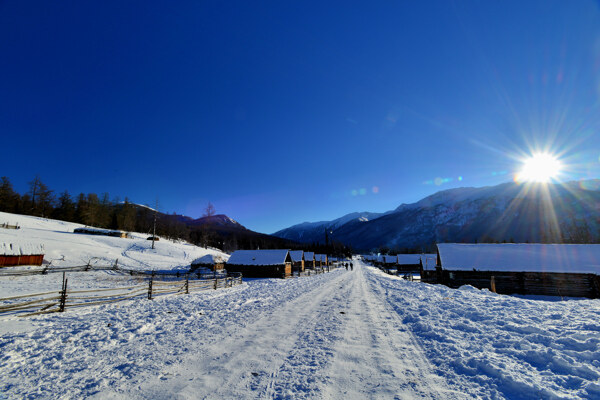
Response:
[2,1,600,233]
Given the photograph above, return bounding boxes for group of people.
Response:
[344,262,353,271]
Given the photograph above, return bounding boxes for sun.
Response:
[515,153,562,183]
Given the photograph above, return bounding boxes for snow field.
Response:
[0,211,226,272]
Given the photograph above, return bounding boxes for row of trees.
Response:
[0,176,189,241]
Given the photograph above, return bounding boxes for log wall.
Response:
[226,263,292,278]
[427,269,600,298]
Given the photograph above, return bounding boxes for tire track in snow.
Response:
[319,262,465,400]
[137,270,354,399]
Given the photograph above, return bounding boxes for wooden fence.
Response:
[0,223,19,229]
[0,271,243,317]
[0,260,227,279]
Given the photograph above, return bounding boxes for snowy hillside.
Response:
[1,261,599,399]
[0,211,227,271]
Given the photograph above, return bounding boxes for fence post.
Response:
[214,278,218,290]
[113,258,119,270]
[490,276,496,293]
[59,272,68,312]
[148,275,153,300]
[185,274,189,294]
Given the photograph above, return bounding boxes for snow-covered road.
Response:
[132,262,457,400]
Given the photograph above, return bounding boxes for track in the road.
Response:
[136,263,460,399]
[320,262,462,399]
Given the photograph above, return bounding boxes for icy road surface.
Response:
[2,261,599,399]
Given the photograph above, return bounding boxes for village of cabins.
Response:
[2,225,600,299]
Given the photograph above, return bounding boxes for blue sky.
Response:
[2,1,600,233]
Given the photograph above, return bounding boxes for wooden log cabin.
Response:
[225,249,293,278]
[0,243,45,267]
[363,255,377,265]
[315,254,327,269]
[427,243,600,299]
[382,255,398,272]
[289,250,305,274]
[395,254,428,273]
[190,254,228,272]
[304,252,316,270]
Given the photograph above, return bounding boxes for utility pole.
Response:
[151,210,157,249]
[151,199,158,250]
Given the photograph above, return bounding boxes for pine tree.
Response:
[53,191,76,222]
[118,198,137,232]
[0,176,18,212]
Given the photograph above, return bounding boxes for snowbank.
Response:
[368,265,600,399]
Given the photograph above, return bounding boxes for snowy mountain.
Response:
[273,211,386,243]
[180,214,246,230]
[274,180,600,251]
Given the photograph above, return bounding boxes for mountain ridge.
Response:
[273,179,600,251]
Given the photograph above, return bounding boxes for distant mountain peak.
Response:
[191,214,245,229]
[274,179,600,251]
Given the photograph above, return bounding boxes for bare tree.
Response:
[28,176,54,217]
[204,201,216,217]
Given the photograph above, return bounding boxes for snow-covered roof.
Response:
[289,250,304,263]
[396,254,424,265]
[0,242,44,256]
[304,252,315,260]
[383,255,397,264]
[191,254,229,265]
[315,254,327,261]
[419,254,438,270]
[437,243,600,274]
[227,250,291,266]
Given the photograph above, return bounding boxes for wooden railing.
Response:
[0,271,243,317]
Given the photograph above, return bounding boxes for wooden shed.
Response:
[225,249,292,278]
[428,243,600,299]
[289,250,305,273]
[191,254,228,272]
[304,252,316,270]
[0,243,45,267]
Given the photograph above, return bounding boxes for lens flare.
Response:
[515,153,562,183]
